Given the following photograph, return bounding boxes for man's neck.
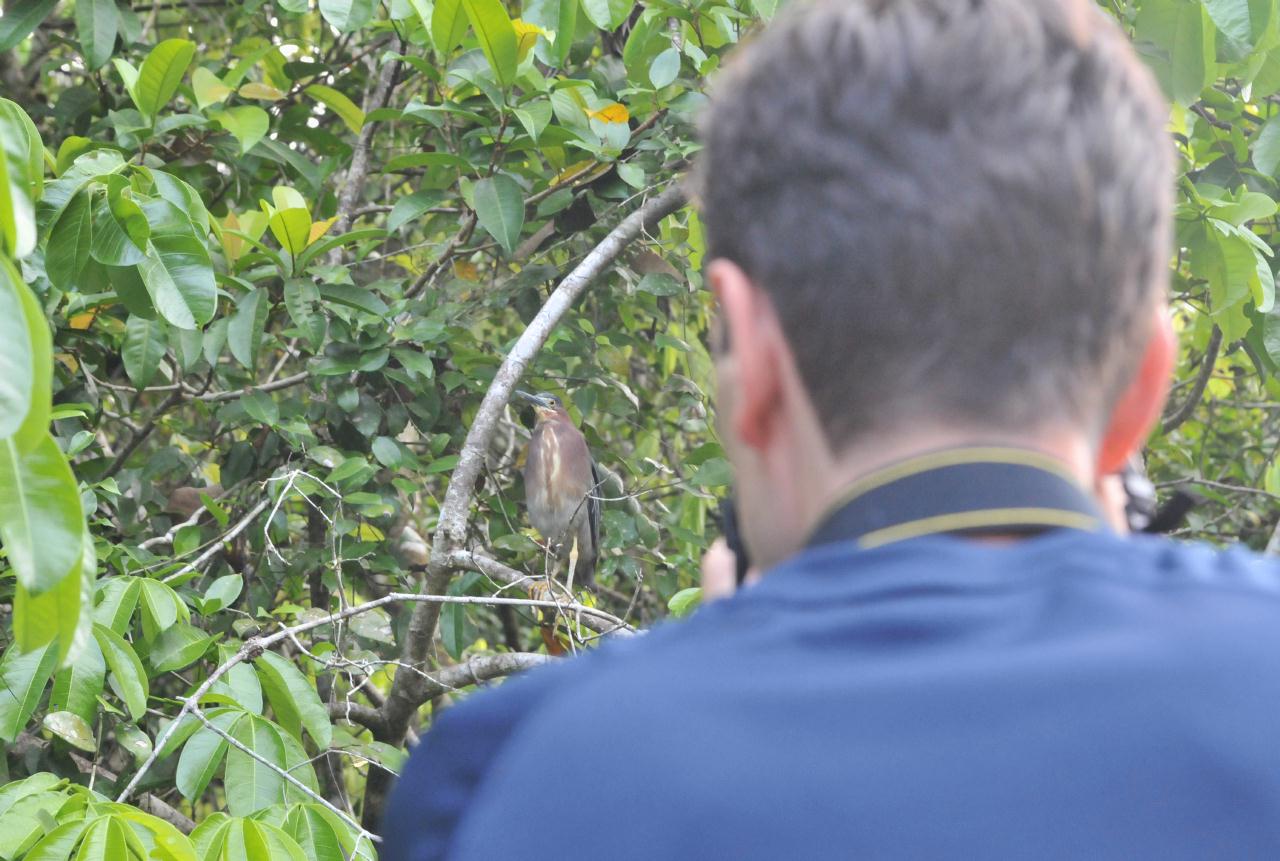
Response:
[801,429,1098,547]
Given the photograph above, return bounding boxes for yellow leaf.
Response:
[222,211,244,262]
[512,19,549,63]
[552,160,596,185]
[239,82,286,101]
[358,523,385,541]
[390,254,421,275]
[55,353,80,373]
[68,311,97,330]
[587,102,629,124]
[453,259,481,281]
[308,217,336,245]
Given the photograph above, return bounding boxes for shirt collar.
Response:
[804,446,1106,552]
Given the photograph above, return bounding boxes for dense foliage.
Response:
[1,0,1279,857]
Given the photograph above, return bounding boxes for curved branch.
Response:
[431,182,688,557]
[420,652,551,700]
[329,701,389,735]
[1163,324,1222,433]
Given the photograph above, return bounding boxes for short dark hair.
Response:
[699,0,1173,449]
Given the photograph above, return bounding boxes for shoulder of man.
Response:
[376,604,736,861]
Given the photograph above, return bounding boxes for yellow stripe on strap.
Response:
[857,508,1100,550]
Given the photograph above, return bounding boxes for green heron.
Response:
[516,390,601,591]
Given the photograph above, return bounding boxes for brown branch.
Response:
[331,41,403,239]
[1163,324,1222,433]
[329,701,389,736]
[102,388,184,479]
[364,183,685,829]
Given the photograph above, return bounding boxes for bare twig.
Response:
[1163,325,1223,433]
[160,497,272,583]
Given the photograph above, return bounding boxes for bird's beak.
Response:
[515,390,543,406]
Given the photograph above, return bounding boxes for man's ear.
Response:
[707,259,783,451]
[1097,304,1176,474]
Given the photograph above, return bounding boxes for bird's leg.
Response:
[565,535,579,596]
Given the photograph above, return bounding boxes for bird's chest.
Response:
[525,427,585,521]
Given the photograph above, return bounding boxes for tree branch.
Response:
[377,186,684,748]
[331,42,402,238]
[1163,325,1222,433]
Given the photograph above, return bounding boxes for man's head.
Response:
[701,0,1177,567]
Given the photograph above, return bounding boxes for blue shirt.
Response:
[381,454,1280,859]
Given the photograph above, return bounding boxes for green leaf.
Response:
[9,267,49,450]
[94,577,141,635]
[89,189,147,266]
[387,190,444,232]
[240,389,279,426]
[135,38,196,118]
[0,641,58,742]
[1255,119,1280,177]
[432,0,469,52]
[75,0,119,70]
[256,650,333,749]
[177,720,230,801]
[0,433,84,595]
[210,105,270,155]
[472,174,524,254]
[93,623,149,721]
[1134,0,1214,105]
[305,84,365,134]
[649,47,680,89]
[193,67,234,110]
[150,623,213,673]
[226,714,288,815]
[1203,0,1257,45]
[228,287,268,370]
[0,262,36,443]
[372,435,403,468]
[203,574,243,612]
[691,456,732,488]
[45,190,93,292]
[43,710,96,751]
[667,586,702,618]
[552,0,578,65]
[0,0,59,51]
[463,0,519,87]
[580,0,611,28]
[319,0,375,31]
[138,233,218,330]
[122,314,167,388]
[49,633,105,723]
[318,282,389,316]
[268,207,313,256]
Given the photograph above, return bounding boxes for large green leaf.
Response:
[225,714,288,815]
[49,632,105,722]
[319,0,375,31]
[12,531,85,659]
[89,189,147,266]
[1134,0,1214,106]
[209,105,270,156]
[150,623,213,673]
[176,710,239,801]
[45,189,93,291]
[0,261,35,442]
[93,623,149,721]
[122,314,167,388]
[0,641,58,742]
[139,233,217,330]
[256,650,333,749]
[463,0,519,87]
[0,432,84,594]
[228,287,268,370]
[472,174,524,254]
[0,0,59,51]
[75,0,119,70]
[135,38,196,118]
[432,0,469,51]
[1203,0,1262,46]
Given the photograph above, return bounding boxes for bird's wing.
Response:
[588,458,603,548]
